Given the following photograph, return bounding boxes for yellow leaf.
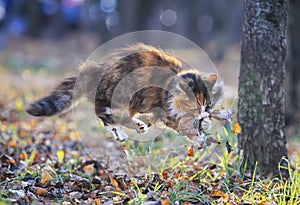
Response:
[29,150,37,165]
[57,150,65,164]
[232,123,241,134]
[15,98,24,112]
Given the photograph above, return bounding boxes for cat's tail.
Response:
[26,61,101,117]
[26,77,78,116]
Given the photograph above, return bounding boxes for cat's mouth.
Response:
[193,109,235,135]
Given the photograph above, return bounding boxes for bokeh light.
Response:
[100,0,117,13]
[8,17,26,36]
[41,0,60,16]
[106,11,120,30]
[0,0,6,21]
[197,15,214,33]
[160,9,177,27]
[88,3,102,21]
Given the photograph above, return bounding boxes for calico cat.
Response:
[26,43,224,142]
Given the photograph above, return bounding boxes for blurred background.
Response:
[0,0,242,74]
[0,0,299,132]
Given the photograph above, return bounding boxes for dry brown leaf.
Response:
[8,158,16,165]
[35,187,48,195]
[162,171,168,180]
[109,174,121,192]
[161,199,172,205]
[83,164,95,175]
[211,190,226,198]
[181,176,189,182]
[41,168,53,185]
[9,139,17,148]
[173,172,180,179]
[94,198,102,205]
[19,130,29,137]
[187,146,194,157]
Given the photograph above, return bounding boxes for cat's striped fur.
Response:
[27,43,224,141]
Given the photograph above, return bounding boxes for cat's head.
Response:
[170,70,223,119]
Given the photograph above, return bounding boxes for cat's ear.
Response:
[204,73,218,88]
[179,75,194,92]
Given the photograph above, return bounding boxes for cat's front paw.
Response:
[132,118,148,134]
[200,117,212,130]
[198,111,212,131]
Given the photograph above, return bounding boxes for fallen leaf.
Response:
[28,150,38,165]
[35,187,48,195]
[41,168,53,185]
[15,98,24,112]
[173,172,180,179]
[235,177,243,184]
[109,174,121,192]
[181,176,189,182]
[211,190,225,197]
[19,152,27,161]
[162,171,168,180]
[83,164,95,175]
[161,199,171,205]
[95,198,102,205]
[8,158,16,165]
[19,130,29,137]
[232,123,241,134]
[9,139,17,148]
[57,150,65,164]
[187,146,194,157]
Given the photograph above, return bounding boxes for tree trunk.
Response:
[238,0,289,177]
[286,0,300,124]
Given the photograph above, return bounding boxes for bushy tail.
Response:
[26,77,78,116]
[27,60,103,117]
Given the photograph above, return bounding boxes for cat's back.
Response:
[103,43,183,74]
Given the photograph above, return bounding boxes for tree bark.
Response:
[238,0,289,177]
[286,0,300,124]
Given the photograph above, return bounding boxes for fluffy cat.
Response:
[26,43,224,142]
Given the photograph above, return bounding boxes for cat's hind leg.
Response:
[95,106,129,142]
[104,124,128,142]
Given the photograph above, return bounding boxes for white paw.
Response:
[199,111,210,119]
[105,125,128,142]
[201,117,212,130]
[132,118,148,134]
[198,111,212,131]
